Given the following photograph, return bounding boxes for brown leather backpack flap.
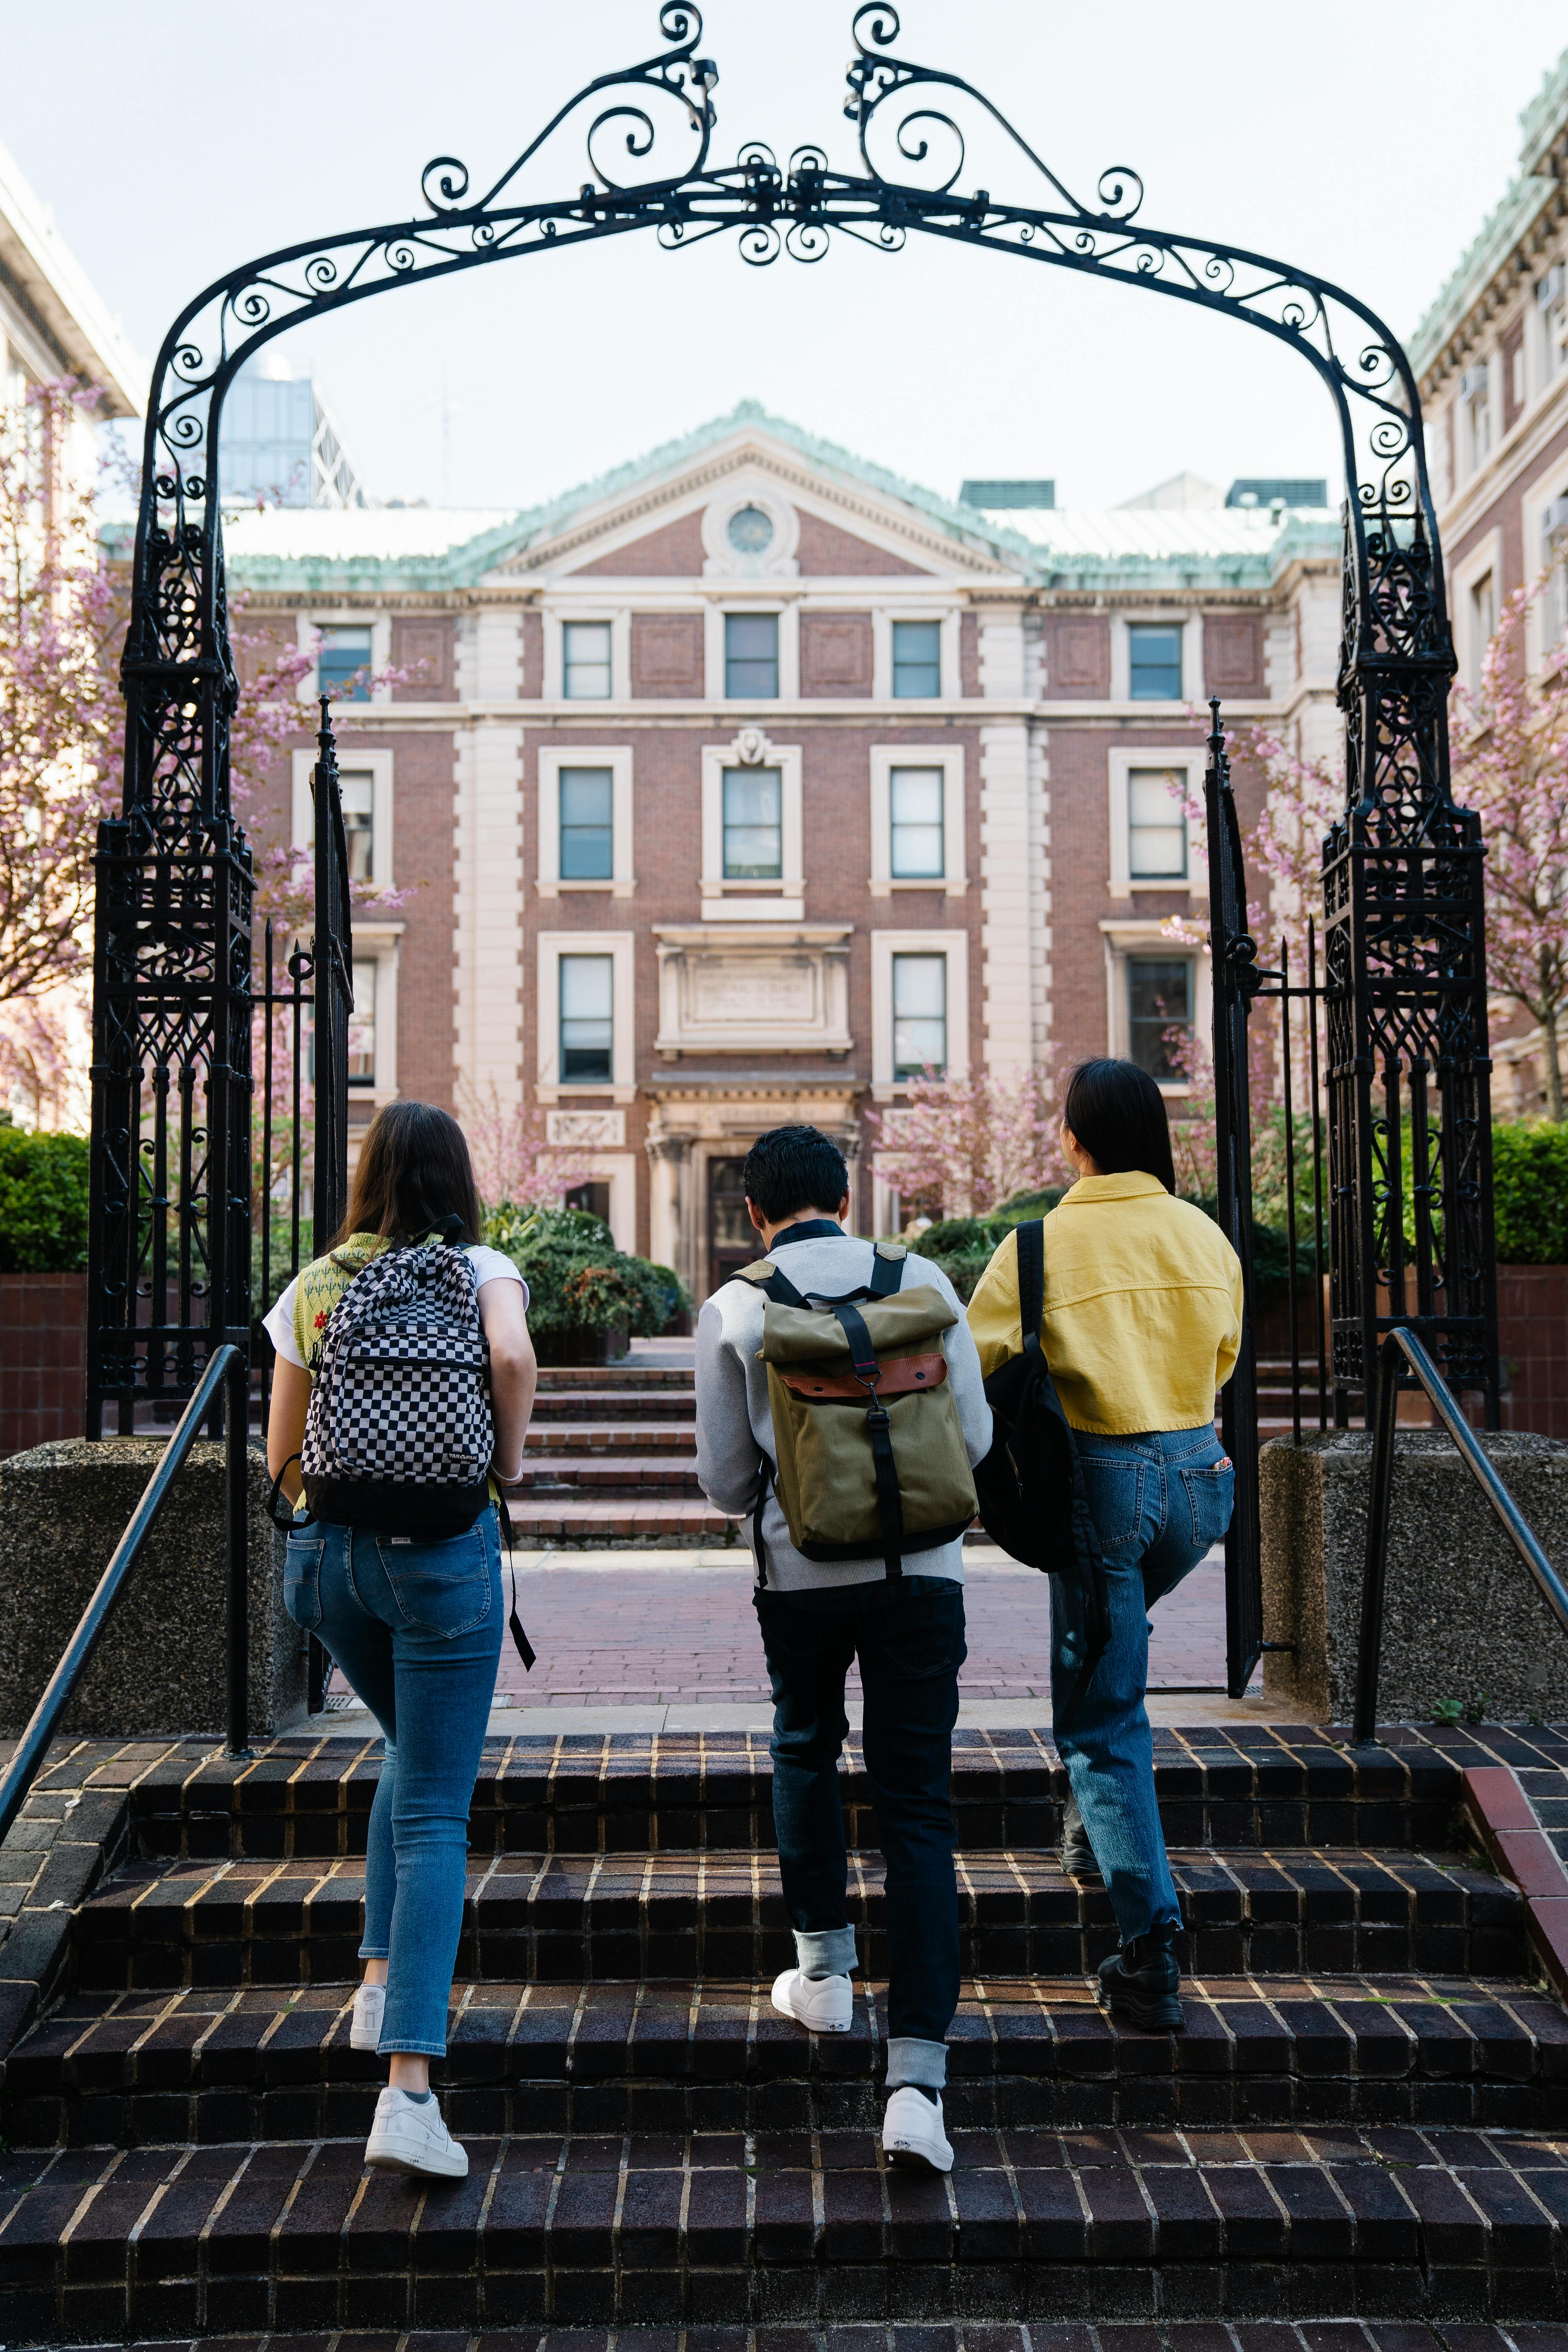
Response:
[776,1352,948,1402]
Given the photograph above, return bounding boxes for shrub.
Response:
[0,1125,90,1273]
[483,1201,692,1336]
[910,1214,1013,1304]
[1491,1121,1568,1264]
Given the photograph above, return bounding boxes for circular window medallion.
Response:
[727,504,774,554]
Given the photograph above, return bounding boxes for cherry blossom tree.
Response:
[459,1082,602,1212]
[1450,579,1568,1119]
[867,1063,1067,1221]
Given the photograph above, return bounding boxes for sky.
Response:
[6,0,1566,516]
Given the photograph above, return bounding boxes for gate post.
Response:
[1324,505,1500,1426]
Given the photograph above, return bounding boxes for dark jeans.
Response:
[753,1575,967,2064]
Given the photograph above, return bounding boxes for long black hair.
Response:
[334,1100,485,1248]
[1062,1058,1177,1194]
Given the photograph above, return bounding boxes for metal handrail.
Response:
[1354,1328,1568,1744]
[0,1346,251,1850]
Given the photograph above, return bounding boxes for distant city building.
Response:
[1225,478,1329,509]
[958,479,1054,510]
[221,358,372,510]
[1412,40,1568,1116]
[225,403,1340,1290]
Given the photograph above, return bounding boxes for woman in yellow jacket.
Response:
[967,1058,1243,2032]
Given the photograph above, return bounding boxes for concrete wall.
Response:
[1260,1429,1568,1723]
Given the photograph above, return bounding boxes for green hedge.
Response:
[483,1203,691,1336]
[0,1125,90,1273]
[1491,1122,1568,1264]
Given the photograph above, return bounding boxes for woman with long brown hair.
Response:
[265,1101,536,2179]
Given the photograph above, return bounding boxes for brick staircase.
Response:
[3,1724,1567,2341]
[503,1359,740,1547]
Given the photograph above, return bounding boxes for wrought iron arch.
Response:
[93,0,1496,1678]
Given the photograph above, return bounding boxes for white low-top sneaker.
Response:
[349,1982,385,2053]
[364,2085,468,2179]
[770,1966,852,2033]
[882,2086,953,2174]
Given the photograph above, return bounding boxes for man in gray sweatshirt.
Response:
[695,1124,992,2176]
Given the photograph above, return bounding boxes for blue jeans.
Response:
[754,1575,965,2090]
[282,1510,504,2057]
[1051,1426,1234,1945]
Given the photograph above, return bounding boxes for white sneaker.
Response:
[882,2085,953,2174]
[364,2084,468,2179]
[350,1982,385,2053]
[770,1966,853,2033]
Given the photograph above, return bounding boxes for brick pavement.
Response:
[328,1550,1234,1711]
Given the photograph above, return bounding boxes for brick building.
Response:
[226,404,1339,1294]
[1411,43,1568,1115]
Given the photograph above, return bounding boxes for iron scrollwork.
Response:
[92,0,1496,1499]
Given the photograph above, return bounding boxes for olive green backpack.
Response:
[737,1241,977,1580]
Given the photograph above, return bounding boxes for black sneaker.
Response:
[1096,1921,1185,2032]
[1060,1791,1100,1878]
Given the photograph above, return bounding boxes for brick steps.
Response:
[499,1499,741,1543]
[5,2122,1568,2339]
[111,1729,1471,1862]
[69,1849,1527,1993]
[523,1424,697,1455]
[10,1974,1566,2152]
[528,1391,695,1424]
[511,1459,709,1492]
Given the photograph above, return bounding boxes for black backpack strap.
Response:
[831,1301,904,1581]
[735,1256,807,1307]
[751,1452,774,1587]
[869,1242,906,1298]
[267,1457,313,1534]
[1016,1219,1045,1354]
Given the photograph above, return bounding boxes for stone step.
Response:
[510,1459,709,1493]
[523,1423,697,1455]
[69,1849,1527,1994]
[535,1365,695,1390]
[102,1729,1473,1865]
[3,2120,1564,2337]
[529,1390,696,1424]
[499,1499,741,1544]
[9,1974,1564,2152]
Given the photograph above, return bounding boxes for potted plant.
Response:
[484,1203,690,1367]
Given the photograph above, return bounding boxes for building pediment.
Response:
[482,409,1025,589]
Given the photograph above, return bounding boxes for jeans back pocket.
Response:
[1179,1457,1235,1550]
[1076,1454,1146,1553]
[283,1535,325,1631]
[376,1524,494,1639]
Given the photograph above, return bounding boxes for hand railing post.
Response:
[1354,1334,1401,1744]
[225,1350,251,1758]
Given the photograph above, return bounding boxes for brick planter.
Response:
[1499,1262,1568,1439]
[0,1271,86,1459]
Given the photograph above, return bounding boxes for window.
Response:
[1513,342,1527,412]
[1461,364,1491,470]
[727,505,774,554]
[889,767,945,878]
[317,626,372,702]
[338,771,375,884]
[722,766,782,878]
[1544,497,1568,650]
[891,619,942,697]
[1539,267,1568,389]
[1127,767,1187,880]
[725,612,778,699]
[892,953,947,1076]
[1127,958,1192,1080]
[559,955,613,1083]
[1128,624,1183,701]
[1470,572,1496,678]
[559,767,614,880]
[347,958,377,1086]
[563,620,612,699]
[566,1180,612,1223]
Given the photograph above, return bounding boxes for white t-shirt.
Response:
[262,1243,528,1371]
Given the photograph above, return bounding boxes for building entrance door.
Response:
[707,1158,762,1294]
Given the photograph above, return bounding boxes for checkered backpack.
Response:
[296,1236,495,1538]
